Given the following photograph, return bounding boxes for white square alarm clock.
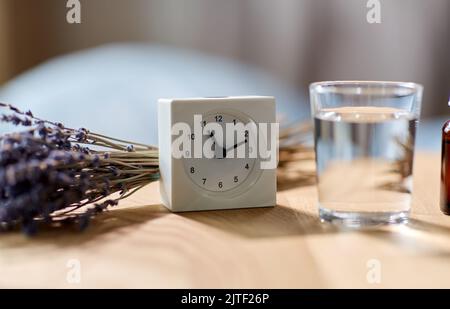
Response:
[158,96,277,212]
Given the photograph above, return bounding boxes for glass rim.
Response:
[309,80,423,94]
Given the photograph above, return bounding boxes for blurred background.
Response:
[0,0,449,147]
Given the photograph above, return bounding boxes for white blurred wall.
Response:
[2,0,450,117]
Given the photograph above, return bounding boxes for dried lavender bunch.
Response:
[0,103,159,234]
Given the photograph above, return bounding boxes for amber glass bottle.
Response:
[442,120,450,215]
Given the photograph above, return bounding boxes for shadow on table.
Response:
[0,204,169,247]
[358,219,450,257]
[1,203,341,245]
[181,205,340,238]
[4,202,450,247]
[182,208,450,242]
[408,218,450,235]
[277,178,316,191]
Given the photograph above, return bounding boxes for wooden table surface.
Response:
[1,152,449,288]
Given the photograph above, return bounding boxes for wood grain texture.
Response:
[1,152,448,288]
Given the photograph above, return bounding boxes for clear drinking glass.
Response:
[310,81,423,226]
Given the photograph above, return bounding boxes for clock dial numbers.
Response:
[184,112,257,192]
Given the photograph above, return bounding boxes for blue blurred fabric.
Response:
[0,43,308,146]
[0,43,444,151]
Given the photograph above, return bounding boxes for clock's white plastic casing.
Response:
[158,96,277,212]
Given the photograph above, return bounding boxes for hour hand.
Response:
[225,139,248,157]
[227,139,247,152]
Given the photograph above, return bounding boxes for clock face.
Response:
[183,112,257,192]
